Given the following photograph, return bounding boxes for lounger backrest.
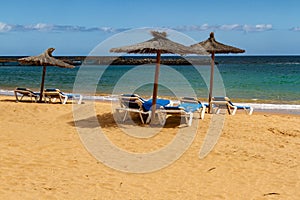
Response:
[43,88,62,98]
[180,97,200,104]
[211,97,229,109]
[15,87,29,91]
[45,88,60,93]
[15,87,32,94]
[119,94,144,110]
[212,97,226,101]
[212,96,235,106]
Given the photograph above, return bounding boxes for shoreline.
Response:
[3,87,299,105]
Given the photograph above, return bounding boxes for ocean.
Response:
[0,56,299,113]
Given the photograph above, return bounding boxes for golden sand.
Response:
[0,95,299,199]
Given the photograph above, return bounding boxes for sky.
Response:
[0,0,300,56]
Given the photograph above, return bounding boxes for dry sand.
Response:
[0,95,299,199]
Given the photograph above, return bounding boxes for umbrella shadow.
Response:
[0,99,16,103]
[162,116,185,128]
[69,112,118,129]
[69,112,147,129]
[70,112,184,129]
[0,99,41,103]
[0,98,77,104]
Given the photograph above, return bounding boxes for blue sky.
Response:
[0,0,300,55]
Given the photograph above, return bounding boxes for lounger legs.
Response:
[14,92,38,103]
[77,95,83,104]
[138,113,145,124]
[245,107,253,115]
[14,91,20,102]
[115,109,151,124]
[157,111,194,127]
[145,112,152,124]
[231,106,237,115]
[187,113,193,127]
[157,112,167,126]
[63,96,68,104]
[200,107,205,119]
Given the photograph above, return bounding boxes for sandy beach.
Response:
[0,95,299,199]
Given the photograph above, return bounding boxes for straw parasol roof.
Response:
[18,48,75,68]
[191,32,245,54]
[110,31,208,122]
[18,48,75,102]
[191,32,245,113]
[110,31,208,55]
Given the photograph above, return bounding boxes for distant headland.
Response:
[0,56,211,66]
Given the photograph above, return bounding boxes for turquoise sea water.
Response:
[0,56,299,104]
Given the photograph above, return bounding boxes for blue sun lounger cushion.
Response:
[179,97,206,119]
[142,98,171,111]
[179,102,202,113]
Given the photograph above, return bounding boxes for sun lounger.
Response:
[180,97,206,119]
[115,94,152,124]
[43,88,82,104]
[157,97,206,126]
[14,87,40,102]
[211,96,253,115]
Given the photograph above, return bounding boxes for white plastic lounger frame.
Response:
[43,89,83,104]
[115,94,151,124]
[211,97,253,115]
[61,93,83,104]
[157,96,205,127]
[157,107,194,126]
[180,97,206,120]
[14,87,40,102]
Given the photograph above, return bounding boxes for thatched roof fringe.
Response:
[110,31,208,55]
[18,48,75,68]
[191,32,245,54]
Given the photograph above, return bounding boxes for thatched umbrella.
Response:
[18,48,75,102]
[191,32,245,113]
[110,31,207,122]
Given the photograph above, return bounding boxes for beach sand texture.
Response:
[0,95,299,199]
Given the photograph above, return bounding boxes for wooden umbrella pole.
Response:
[151,50,161,121]
[39,65,47,102]
[208,52,215,113]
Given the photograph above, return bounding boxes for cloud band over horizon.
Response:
[0,22,280,33]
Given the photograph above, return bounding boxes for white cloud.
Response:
[219,24,242,31]
[290,27,300,31]
[0,22,12,32]
[174,24,273,32]
[243,24,273,32]
[25,23,54,31]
